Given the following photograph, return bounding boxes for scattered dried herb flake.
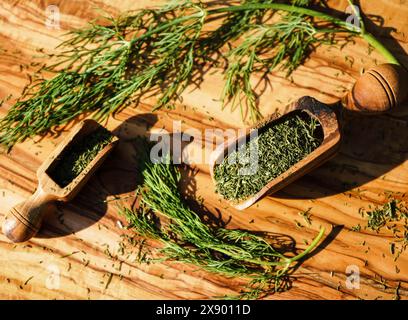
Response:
[214,111,323,201]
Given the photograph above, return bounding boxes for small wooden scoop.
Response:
[2,119,118,242]
[210,64,408,210]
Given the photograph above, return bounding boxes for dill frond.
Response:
[0,0,399,148]
[120,143,325,299]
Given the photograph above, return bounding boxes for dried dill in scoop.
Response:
[49,127,113,187]
[214,111,323,201]
[120,141,325,299]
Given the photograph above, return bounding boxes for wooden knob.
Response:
[2,188,56,242]
[344,64,408,113]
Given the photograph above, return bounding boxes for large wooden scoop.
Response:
[2,119,118,242]
[210,64,408,210]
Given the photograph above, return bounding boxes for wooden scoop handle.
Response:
[342,64,408,114]
[2,188,56,242]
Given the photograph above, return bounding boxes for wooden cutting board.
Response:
[0,0,407,299]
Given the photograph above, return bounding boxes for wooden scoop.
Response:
[209,64,408,210]
[2,119,119,242]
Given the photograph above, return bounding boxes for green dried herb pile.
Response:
[214,111,323,201]
[49,127,113,187]
[120,142,325,299]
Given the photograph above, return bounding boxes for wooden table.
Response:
[0,0,407,300]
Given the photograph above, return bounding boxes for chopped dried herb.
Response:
[48,127,113,187]
[351,224,361,232]
[60,251,80,259]
[104,272,114,290]
[214,111,323,201]
[295,220,304,229]
[120,141,325,299]
[299,208,313,226]
[24,276,34,286]
[393,282,401,300]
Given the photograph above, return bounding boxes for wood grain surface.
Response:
[0,0,407,300]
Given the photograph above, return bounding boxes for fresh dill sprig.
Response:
[213,111,323,201]
[120,143,325,299]
[0,1,206,148]
[0,0,400,148]
[222,10,340,120]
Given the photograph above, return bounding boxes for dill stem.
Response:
[205,246,288,267]
[208,3,400,65]
[129,11,205,45]
[287,227,325,263]
[191,227,325,268]
[361,32,400,65]
[208,3,351,28]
